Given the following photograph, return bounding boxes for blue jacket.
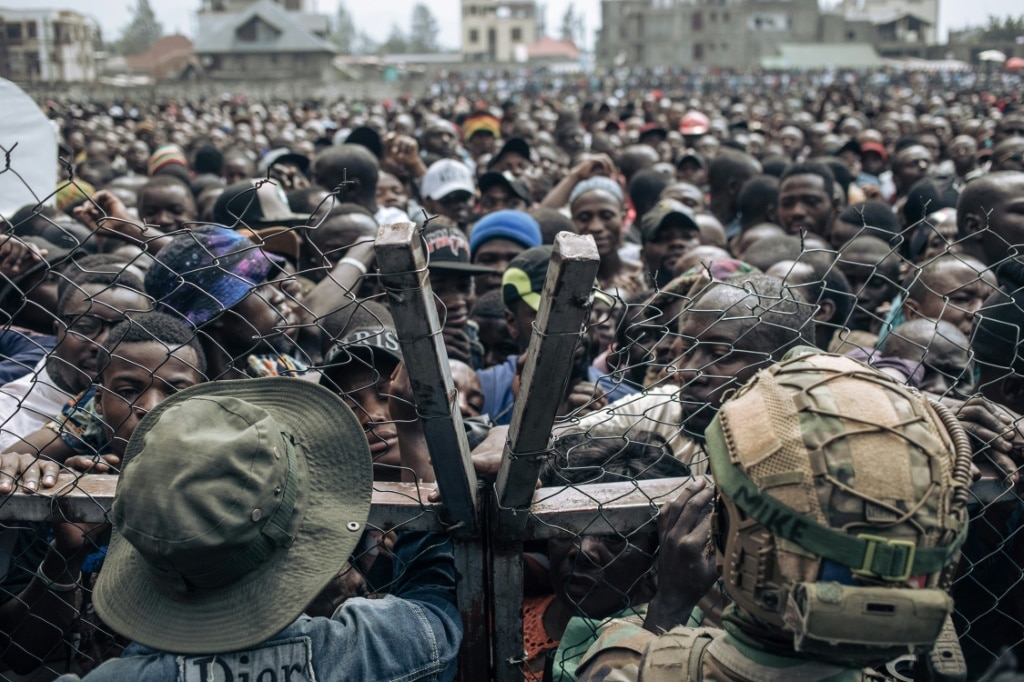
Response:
[59,532,462,682]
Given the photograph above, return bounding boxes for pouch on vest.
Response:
[784,582,952,661]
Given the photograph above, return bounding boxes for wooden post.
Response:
[374,222,478,530]
[492,539,526,682]
[494,232,600,534]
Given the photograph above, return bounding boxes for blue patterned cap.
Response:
[145,225,280,327]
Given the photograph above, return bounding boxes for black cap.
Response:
[212,180,309,228]
[640,199,700,244]
[501,246,553,311]
[488,137,532,169]
[478,171,532,204]
[423,225,496,274]
[323,323,403,370]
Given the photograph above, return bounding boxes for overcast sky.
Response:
[4,0,1021,51]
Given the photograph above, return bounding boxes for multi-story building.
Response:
[461,0,539,63]
[0,8,99,83]
[597,0,821,69]
[195,0,335,80]
[839,0,938,44]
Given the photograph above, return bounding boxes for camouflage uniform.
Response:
[578,347,972,682]
[576,610,897,682]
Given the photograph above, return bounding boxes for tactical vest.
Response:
[639,627,900,682]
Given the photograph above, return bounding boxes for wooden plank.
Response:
[455,535,491,680]
[494,232,600,534]
[0,475,449,532]
[374,222,478,530]
[491,539,526,682]
[525,477,695,539]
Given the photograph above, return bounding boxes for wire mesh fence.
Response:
[0,104,1021,682]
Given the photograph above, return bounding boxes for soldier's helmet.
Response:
[705,347,972,666]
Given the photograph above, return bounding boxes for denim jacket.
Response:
[59,532,462,682]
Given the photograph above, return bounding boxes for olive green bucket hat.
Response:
[93,378,373,654]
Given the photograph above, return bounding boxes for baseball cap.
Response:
[502,246,553,311]
[639,123,668,141]
[488,137,532,169]
[424,224,496,274]
[860,141,888,161]
[676,151,705,169]
[323,319,402,369]
[257,148,311,176]
[469,210,542,257]
[213,179,310,229]
[640,199,700,244]
[94,378,372,654]
[421,159,475,201]
[145,225,282,327]
[680,112,710,136]
[502,245,613,312]
[478,171,532,205]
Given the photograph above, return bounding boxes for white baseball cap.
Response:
[421,159,476,200]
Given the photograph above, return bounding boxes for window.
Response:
[723,11,730,22]
[692,11,703,32]
[27,21,37,39]
[6,23,22,41]
[847,30,856,40]
[469,29,479,44]
[710,11,717,22]
[282,0,300,10]
[693,43,703,61]
[511,27,522,42]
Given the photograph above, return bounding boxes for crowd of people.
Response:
[0,66,1021,680]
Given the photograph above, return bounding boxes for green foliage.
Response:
[333,1,356,54]
[409,3,441,53]
[381,23,409,55]
[977,15,1024,42]
[116,0,163,56]
[560,3,582,45]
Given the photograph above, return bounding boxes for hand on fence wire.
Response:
[643,477,718,634]
[0,235,46,278]
[950,395,1024,463]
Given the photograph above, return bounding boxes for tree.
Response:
[977,15,1024,42]
[560,3,582,44]
[381,23,408,55]
[353,31,378,56]
[333,1,357,54]
[116,0,163,56]
[409,3,441,53]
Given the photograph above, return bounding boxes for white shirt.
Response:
[0,358,74,451]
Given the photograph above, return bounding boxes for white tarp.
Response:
[0,78,57,218]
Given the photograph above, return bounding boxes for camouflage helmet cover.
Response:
[705,347,971,663]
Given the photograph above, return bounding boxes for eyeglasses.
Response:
[60,313,121,339]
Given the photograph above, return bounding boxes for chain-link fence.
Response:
[0,129,1022,682]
